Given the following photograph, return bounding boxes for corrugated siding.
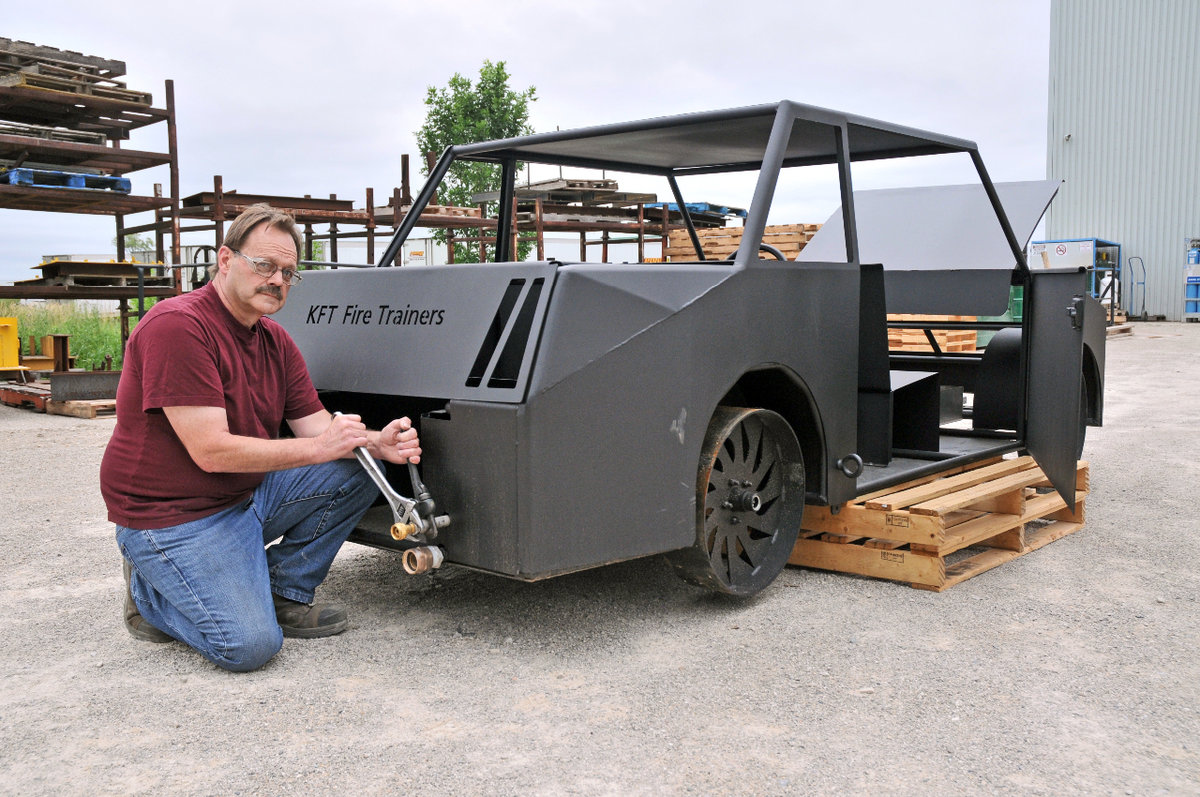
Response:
[1047,0,1200,320]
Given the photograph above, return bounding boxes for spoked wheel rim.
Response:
[669,406,805,596]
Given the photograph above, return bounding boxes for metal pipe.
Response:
[834,122,859,265]
[402,546,445,575]
[886,320,1017,330]
[134,265,146,318]
[940,428,1017,439]
[495,158,517,262]
[864,442,1023,491]
[380,146,455,267]
[666,173,704,261]
[734,102,797,268]
[890,448,956,461]
[969,149,1029,274]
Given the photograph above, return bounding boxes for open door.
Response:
[1024,269,1088,509]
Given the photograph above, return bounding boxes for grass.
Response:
[0,300,127,370]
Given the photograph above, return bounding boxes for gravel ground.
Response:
[1,323,1197,796]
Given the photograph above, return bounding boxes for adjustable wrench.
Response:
[335,413,449,542]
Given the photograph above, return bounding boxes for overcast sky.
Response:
[2,0,1051,282]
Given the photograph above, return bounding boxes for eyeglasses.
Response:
[232,249,302,285]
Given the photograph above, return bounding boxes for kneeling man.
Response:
[101,203,420,671]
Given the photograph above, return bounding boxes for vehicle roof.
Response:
[451,101,977,175]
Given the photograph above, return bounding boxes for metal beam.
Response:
[835,123,859,264]
[734,102,798,267]
[379,147,455,267]
[666,173,703,261]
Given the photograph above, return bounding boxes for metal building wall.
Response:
[1047,0,1200,320]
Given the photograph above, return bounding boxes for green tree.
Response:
[114,232,156,261]
[415,61,536,263]
[302,240,326,267]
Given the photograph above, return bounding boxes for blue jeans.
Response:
[116,459,376,672]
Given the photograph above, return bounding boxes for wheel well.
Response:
[717,367,826,503]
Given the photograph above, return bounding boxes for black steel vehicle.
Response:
[274,101,1106,596]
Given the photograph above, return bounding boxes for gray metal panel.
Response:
[1047,0,1200,320]
[884,270,1014,316]
[421,402,520,573]
[1025,269,1087,509]
[512,263,862,577]
[799,180,1061,269]
[530,264,733,394]
[273,263,558,403]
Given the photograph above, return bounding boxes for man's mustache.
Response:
[256,286,283,300]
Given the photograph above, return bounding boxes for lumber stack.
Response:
[887,314,977,352]
[665,223,821,261]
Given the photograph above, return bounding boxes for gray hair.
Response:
[208,203,302,278]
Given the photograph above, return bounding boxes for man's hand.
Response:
[369,417,422,465]
[312,412,371,461]
[289,411,421,465]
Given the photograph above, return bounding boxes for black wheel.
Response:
[666,407,805,596]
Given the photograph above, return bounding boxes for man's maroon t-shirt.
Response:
[100,283,324,529]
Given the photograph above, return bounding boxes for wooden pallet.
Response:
[0,120,108,145]
[45,398,115,419]
[0,381,50,411]
[1107,323,1133,338]
[0,70,151,105]
[789,456,1089,591]
[0,37,126,79]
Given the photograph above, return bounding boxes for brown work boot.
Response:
[273,594,348,638]
[123,559,172,643]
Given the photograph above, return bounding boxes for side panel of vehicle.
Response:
[496,262,859,578]
[389,261,860,579]
[1024,268,1090,507]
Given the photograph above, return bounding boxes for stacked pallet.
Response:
[16,259,169,289]
[665,223,821,261]
[0,168,130,192]
[789,456,1088,591]
[475,178,655,208]
[0,120,106,145]
[887,314,977,352]
[0,38,151,106]
[0,39,164,203]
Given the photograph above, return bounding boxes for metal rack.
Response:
[174,168,703,274]
[0,40,181,339]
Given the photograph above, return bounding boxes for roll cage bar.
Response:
[380,100,1030,274]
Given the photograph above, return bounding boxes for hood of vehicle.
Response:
[797,179,1061,270]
